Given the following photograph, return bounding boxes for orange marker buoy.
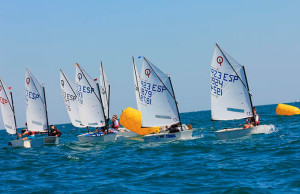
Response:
[120,107,160,135]
[276,104,300,116]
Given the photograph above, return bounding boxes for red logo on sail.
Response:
[145,69,151,78]
[217,56,223,66]
[0,97,8,104]
[26,78,30,85]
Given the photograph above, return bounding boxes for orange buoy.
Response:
[120,107,160,135]
[276,104,300,116]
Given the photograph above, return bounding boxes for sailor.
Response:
[18,122,36,140]
[99,126,106,133]
[167,123,180,133]
[109,115,119,131]
[243,107,260,129]
[49,125,62,137]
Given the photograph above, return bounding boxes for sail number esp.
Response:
[140,80,167,105]
[76,84,95,105]
[62,91,76,111]
[25,90,40,100]
[211,68,239,96]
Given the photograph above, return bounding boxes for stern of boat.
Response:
[143,124,193,142]
[9,138,45,148]
[44,136,59,145]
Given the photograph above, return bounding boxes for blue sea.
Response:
[0,103,299,193]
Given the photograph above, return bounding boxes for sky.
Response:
[0,0,299,128]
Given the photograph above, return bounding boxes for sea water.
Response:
[0,103,299,193]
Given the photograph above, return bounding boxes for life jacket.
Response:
[251,114,260,126]
[28,131,35,136]
[256,114,260,125]
[56,130,62,137]
[112,120,119,129]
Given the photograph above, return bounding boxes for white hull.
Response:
[143,129,193,142]
[215,125,271,140]
[116,128,138,139]
[10,138,45,148]
[78,132,117,143]
[9,136,59,148]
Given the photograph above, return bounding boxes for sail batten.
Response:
[210,45,253,121]
[136,57,180,127]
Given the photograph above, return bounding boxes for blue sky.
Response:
[0,0,299,128]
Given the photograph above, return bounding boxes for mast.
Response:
[96,83,107,128]
[242,66,255,119]
[107,84,110,125]
[168,76,181,125]
[10,91,18,139]
[132,56,141,98]
[43,87,50,135]
[100,62,108,101]
[100,62,109,123]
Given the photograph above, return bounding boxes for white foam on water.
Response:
[183,134,204,140]
[67,155,80,161]
[251,124,276,134]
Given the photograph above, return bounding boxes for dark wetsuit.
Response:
[49,129,62,137]
[168,126,180,133]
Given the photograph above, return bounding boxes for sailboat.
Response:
[60,70,86,128]
[98,62,137,139]
[9,68,59,148]
[133,56,193,142]
[75,63,117,142]
[211,44,269,139]
[0,77,18,143]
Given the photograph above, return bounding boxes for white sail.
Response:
[60,70,85,128]
[99,62,110,120]
[0,78,17,134]
[138,57,180,127]
[75,63,106,127]
[133,57,141,110]
[210,44,253,121]
[25,67,48,132]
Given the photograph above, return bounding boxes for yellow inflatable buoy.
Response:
[120,107,160,135]
[276,104,300,116]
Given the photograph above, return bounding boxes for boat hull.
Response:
[44,136,59,145]
[143,130,193,142]
[9,136,59,148]
[78,133,117,143]
[9,138,45,148]
[215,125,271,140]
[116,128,138,139]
